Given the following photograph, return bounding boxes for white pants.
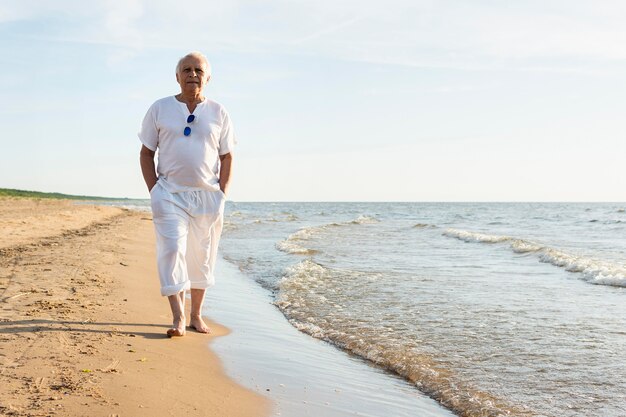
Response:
[150,182,225,296]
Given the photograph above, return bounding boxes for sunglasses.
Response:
[184,114,196,136]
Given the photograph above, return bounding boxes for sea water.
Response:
[118,201,626,416]
[219,202,626,417]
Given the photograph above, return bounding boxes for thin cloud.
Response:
[289,15,367,44]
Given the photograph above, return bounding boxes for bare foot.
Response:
[188,315,211,334]
[167,315,186,337]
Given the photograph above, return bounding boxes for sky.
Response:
[0,0,624,201]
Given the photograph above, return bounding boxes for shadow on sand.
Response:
[0,318,169,339]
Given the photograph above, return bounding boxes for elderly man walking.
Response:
[138,51,235,337]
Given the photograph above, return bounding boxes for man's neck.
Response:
[176,92,205,105]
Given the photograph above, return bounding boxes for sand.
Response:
[0,198,270,417]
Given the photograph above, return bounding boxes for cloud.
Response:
[101,0,145,46]
[271,1,626,73]
[5,0,626,73]
[289,14,367,44]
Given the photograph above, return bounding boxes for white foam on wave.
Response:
[443,229,511,243]
[275,228,319,255]
[538,248,626,286]
[443,228,626,287]
[272,212,299,222]
[275,259,328,310]
[351,215,379,224]
[275,215,379,256]
[510,240,543,253]
[100,203,151,212]
[275,239,318,255]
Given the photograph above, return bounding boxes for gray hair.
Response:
[175,51,211,76]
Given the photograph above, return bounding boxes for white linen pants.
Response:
[150,182,225,296]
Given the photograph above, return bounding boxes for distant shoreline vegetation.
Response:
[0,188,128,201]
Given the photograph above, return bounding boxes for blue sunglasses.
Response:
[184,114,196,136]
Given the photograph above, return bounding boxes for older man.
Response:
[138,51,235,337]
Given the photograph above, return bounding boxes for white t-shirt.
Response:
[138,96,236,193]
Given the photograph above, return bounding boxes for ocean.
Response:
[117,201,626,416]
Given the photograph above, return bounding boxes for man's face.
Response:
[176,56,210,94]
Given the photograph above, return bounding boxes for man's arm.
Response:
[219,152,233,195]
[140,145,158,192]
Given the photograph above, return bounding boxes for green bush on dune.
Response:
[0,188,115,200]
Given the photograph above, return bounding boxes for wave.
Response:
[275,239,318,255]
[227,211,298,224]
[275,212,299,221]
[275,260,533,417]
[589,218,623,224]
[350,215,379,224]
[275,215,379,256]
[443,228,626,287]
[222,220,238,233]
[275,227,320,255]
[412,223,437,229]
[442,229,512,244]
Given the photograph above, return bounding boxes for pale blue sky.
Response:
[1,0,624,201]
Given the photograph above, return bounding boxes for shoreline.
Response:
[0,198,270,416]
[207,258,456,417]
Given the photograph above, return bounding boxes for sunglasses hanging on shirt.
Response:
[184,114,196,136]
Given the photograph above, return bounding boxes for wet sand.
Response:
[0,197,270,417]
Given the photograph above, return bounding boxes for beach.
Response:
[0,197,454,417]
[0,197,269,417]
[3,197,625,417]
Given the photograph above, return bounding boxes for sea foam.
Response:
[275,215,379,256]
[275,259,533,417]
[443,228,626,287]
